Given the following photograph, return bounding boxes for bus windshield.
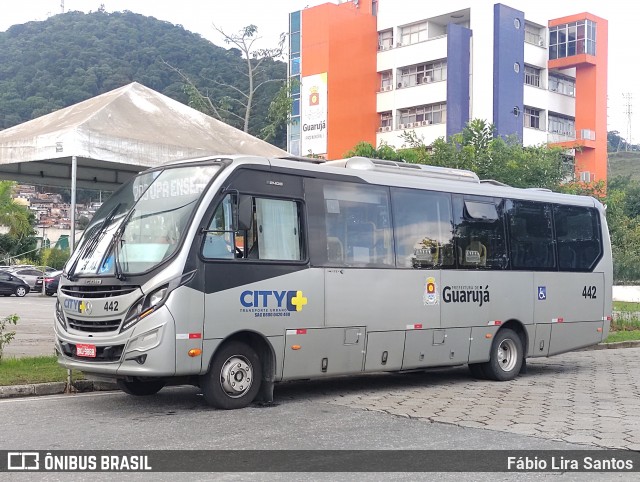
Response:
[67,164,220,277]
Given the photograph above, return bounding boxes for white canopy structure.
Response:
[0,82,288,249]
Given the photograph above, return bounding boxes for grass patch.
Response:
[605,330,640,344]
[613,301,640,312]
[0,355,83,386]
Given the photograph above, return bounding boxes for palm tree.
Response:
[0,181,34,238]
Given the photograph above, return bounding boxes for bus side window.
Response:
[454,197,507,270]
[390,187,454,269]
[202,194,236,259]
[554,205,602,271]
[506,200,555,270]
[254,198,303,260]
[309,179,394,267]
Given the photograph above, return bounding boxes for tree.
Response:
[165,24,286,135]
[0,181,33,238]
[260,77,299,144]
[346,119,572,190]
[41,247,70,270]
[212,24,286,133]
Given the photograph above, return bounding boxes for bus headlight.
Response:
[121,285,169,333]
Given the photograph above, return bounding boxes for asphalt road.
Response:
[0,291,56,358]
[0,384,632,481]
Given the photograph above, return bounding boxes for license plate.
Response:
[76,344,96,358]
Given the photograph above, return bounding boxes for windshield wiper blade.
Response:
[66,203,122,281]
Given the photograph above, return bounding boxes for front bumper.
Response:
[55,305,177,377]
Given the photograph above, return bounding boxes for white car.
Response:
[8,266,55,290]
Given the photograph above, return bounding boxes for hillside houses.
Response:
[12,184,101,237]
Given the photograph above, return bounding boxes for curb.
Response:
[1,342,639,401]
[579,340,640,350]
[0,380,117,400]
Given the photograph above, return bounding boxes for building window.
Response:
[525,24,545,47]
[290,75,300,95]
[380,71,392,90]
[380,112,393,129]
[290,11,301,34]
[378,29,393,50]
[400,21,427,46]
[524,107,541,129]
[524,66,540,87]
[398,103,446,127]
[548,113,575,138]
[397,60,446,88]
[292,96,300,116]
[290,32,301,55]
[549,19,596,60]
[548,73,575,96]
[290,57,301,76]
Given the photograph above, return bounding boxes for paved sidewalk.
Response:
[277,347,640,451]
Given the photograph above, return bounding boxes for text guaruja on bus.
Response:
[442,285,490,307]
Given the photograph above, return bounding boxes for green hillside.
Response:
[0,10,286,146]
[609,151,640,181]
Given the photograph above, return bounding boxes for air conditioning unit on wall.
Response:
[384,126,392,132]
[405,123,414,128]
[398,124,406,129]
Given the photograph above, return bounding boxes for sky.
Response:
[0,0,636,143]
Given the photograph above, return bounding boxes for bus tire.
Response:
[483,328,523,381]
[117,378,165,396]
[201,341,262,410]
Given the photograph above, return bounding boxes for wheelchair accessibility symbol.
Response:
[538,286,546,301]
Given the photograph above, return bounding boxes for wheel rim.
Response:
[497,338,518,372]
[219,355,253,399]
[16,287,26,296]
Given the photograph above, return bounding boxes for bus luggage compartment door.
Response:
[364,330,406,372]
[402,327,471,370]
[282,327,365,379]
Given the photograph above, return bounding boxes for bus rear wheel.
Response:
[483,328,523,381]
[117,378,165,396]
[201,341,262,410]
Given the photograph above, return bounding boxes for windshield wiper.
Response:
[66,203,122,281]
[110,206,141,281]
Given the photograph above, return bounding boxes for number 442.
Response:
[582,286,597,299]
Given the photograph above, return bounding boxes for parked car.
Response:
[0,271,30,297]
[34,270,63,296]
[8,266,55,290]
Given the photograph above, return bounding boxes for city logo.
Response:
[309,86,319,106]
[423,277,438,306]
[240,290,308,313]
[63,299,92,315]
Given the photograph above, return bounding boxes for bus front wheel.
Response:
[483,328,523,381]
[201,341,262,410]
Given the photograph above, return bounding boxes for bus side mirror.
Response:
[237,195,253,231]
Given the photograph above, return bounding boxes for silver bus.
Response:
[55,155,612,409]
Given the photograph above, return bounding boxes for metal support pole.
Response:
[70,155,77,253]
[68,155,78,389]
